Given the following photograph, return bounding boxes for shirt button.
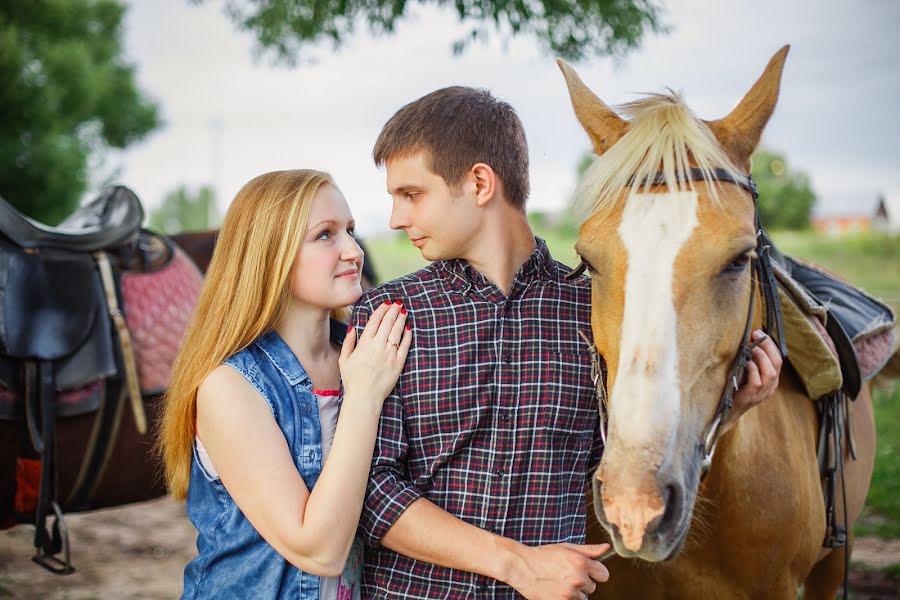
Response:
[308,450,315,461]
[304,402,312,413]
[503,355,512,364]
[501,413,511,423]
[495,468,505,477]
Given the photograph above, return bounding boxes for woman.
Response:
[158,170,411,599]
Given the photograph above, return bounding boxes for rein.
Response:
[566,168,787,476]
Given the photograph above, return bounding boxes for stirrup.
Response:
[32,501,74,575]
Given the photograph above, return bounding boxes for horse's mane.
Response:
[573,91,743,221]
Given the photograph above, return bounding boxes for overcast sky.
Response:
[115,0,900,234]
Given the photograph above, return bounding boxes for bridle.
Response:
[567,168,787,477]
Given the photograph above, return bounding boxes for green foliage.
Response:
[772,231,900,310]
[200,0,665,64]
[855,384,900,539]
[576,149,595,178]
[751,148,817,231]
[0,0,159,224]
[149,185,219,234]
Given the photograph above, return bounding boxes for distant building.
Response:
[812,214,871,236]
[873,194,900,234]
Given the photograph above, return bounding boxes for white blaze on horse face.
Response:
[611,190,699,453]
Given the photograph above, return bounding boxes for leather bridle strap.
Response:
[699,259,766,475]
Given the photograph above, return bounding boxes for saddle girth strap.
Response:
[817,390,852,598]
[94,252,146,435]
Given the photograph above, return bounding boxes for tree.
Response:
[149,185,219,234]
[750,148,816,230]
[0,1,159,224]
[197,0,665,64]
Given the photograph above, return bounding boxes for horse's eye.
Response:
[724,253,752,274]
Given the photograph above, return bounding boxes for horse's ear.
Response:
[706,45,790,171]
[557,59,627,155]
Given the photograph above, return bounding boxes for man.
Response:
[348,86,781,599]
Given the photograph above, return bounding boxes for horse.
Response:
[171,229,218,274]
[0,187,205,573]
[559,46,897,598]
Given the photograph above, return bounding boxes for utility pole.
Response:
[209,116,224,228]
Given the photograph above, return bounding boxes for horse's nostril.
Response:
[658,484,681,533]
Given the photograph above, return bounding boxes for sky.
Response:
[115,0,900,235]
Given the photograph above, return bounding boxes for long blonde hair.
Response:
[158,169,340,500]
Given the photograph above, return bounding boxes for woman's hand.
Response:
[339,301,412,404]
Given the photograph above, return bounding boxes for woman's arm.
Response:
[196,302,411,576]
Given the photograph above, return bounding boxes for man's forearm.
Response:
[380,497,525,584]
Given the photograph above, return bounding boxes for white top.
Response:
[312,389,361,600]
[194,390,361,599]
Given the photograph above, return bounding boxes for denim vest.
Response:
[182,322,346,600]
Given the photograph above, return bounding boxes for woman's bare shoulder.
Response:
[197,364,268,424]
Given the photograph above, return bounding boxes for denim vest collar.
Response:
[256,319,348,387]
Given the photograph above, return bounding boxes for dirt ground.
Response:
[1,496,899,599]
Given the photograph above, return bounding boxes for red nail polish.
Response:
[394,300,402,305]
[383,301,391,306]
[401,308,407,314]
[406,325,411,331]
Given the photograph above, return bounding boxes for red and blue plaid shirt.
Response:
[351,239,602,599]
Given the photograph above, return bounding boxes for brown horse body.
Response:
[559,47,888,598]
[0,396,168,521]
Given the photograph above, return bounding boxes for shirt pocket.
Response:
[540,349,596,438]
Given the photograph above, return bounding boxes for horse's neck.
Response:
[699,373,818,514]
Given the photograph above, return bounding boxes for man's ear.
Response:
[471,163,497,208]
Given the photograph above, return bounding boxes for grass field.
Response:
[366,227,900,540]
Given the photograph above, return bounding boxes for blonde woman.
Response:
[158,170,411,600]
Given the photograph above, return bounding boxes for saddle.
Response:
[0,187,203,573]
[764,233,896,401]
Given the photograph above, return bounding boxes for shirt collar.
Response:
[439,237,553,301]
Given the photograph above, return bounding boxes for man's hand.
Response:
[720,329,783,434]
[503,542,610,600]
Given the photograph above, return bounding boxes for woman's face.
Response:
[290,183,364,310]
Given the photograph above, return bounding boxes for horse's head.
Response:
[560,46,789,561]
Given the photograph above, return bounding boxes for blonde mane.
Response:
[572,91,743,221]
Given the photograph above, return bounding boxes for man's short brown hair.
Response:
[373,86,530,209]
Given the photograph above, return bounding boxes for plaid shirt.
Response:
[351,238,602,599]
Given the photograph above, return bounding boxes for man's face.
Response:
[385,151,480,262]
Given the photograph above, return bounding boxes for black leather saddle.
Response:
[0,187,163,574]
[0,186,144,252]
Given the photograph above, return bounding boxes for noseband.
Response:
[568,168,787,477]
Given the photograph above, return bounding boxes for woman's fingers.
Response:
[394,324,413,364]
[386,309,409,349]
[373,301,403,343]
[339,326,357,363]
[360,301,391,340]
